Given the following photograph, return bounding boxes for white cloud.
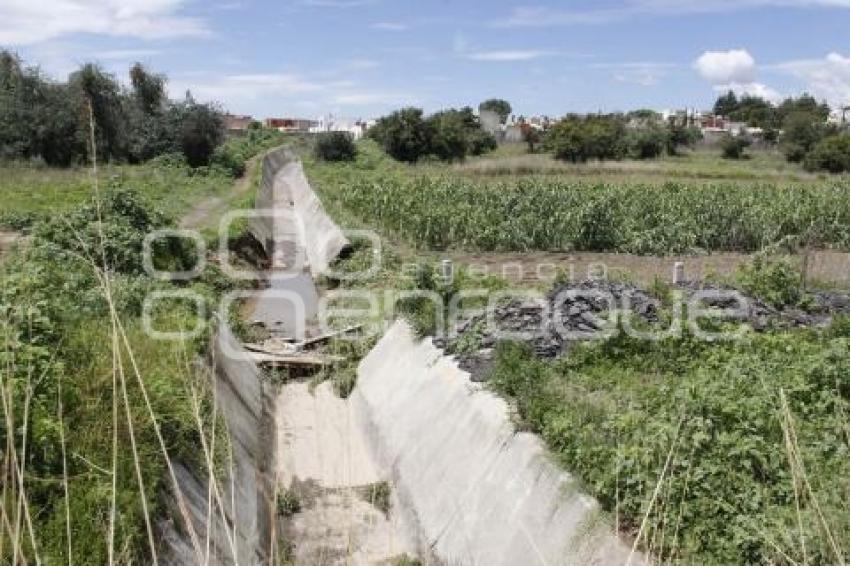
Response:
[0,0,210,45]
[774,52,850,106]
[465,50,555,62]
[492,0,850,27]
[693,49,782,102]
[370,21,408,31]
[716,81,782,102]
[694,49,757,84]
[169,71,417,115]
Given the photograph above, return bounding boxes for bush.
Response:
[427,110,471,161]
[276,487,302,517]
[368,107,432,162]
[736,255,802,308]
[627,123,667,159]
[545,114,627,162]
[314,131,357,162]
[211,144,246,177]
[721,135,751,159]
[368,106,496,163]
[781,110,829,163]
[803,133,850,173]
[179,102,225,167]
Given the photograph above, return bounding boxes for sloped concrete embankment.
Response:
[251,147,349,275]
[159,324,276,564]
[354,321,639,565]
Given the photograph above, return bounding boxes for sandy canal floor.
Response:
[275,381,418,565]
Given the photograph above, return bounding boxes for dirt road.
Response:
[0,231,22,263]
[179,157,259,231]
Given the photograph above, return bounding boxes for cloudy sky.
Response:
[2,0,849,118]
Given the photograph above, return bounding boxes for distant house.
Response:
[310,114,369,139]
[265,118,318,133]
[224,114,254,136]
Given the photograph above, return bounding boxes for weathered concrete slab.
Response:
[251,147,349,276]
[354,321,641,566]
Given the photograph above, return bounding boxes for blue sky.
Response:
[2,0,850,119]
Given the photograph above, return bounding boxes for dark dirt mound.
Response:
[435,280,850,381]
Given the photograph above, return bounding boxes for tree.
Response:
[713,90,739,117]
[666,123,702,156]
[545,114,627,163]
[777,94,831,123]
[70,63,127,161]
[729,95,778,129]
[129,63,166,115]
[627,121,667,159]
[314,131,357,162]
[521,123,541,153]
[368,107,433,162]
[721,135,751,159]
[429,109,481,161]
[781,110,830,162]
[178,102,224,167]
[804,133,850,173]
[479,98,512,124]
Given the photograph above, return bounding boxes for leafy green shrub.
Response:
[277,487,302,517]
[368,107,432,163]
[544,114,627,162]
[314,131,357,162]
[368,107,495,163]
[804,133,850,173]
[781,110,831,163]
[211,144,246,177]
[721,135,752,159]
[736,255,802,308]
[627,122,667,159]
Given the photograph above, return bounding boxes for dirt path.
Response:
[179,156,259,230]
[0,231,22,263]
[275,382,417,565]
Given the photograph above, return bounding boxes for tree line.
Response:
[0,51,225,167]
[712,90,849,171]
[367,107,497,162]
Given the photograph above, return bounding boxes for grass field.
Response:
[0,160,236,229]
[448,142,834,186]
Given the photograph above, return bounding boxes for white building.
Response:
[310,114,370,139]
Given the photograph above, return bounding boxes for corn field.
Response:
[335,177,850,253]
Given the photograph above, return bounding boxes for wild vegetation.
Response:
[367,106,496,162]
[489,322,850,563]
[0,51,235,168]
[0,187,238,563]
[0,127,285,231]
[0,113,281,561]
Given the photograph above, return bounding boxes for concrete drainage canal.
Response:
[168,147,638,565]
